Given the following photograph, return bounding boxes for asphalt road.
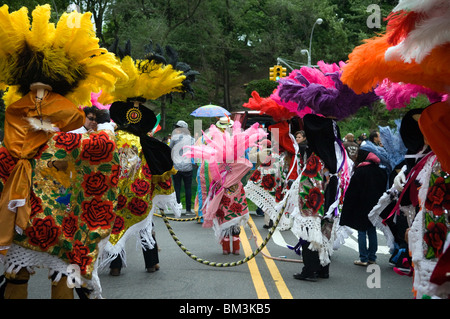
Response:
[20,210,414,302]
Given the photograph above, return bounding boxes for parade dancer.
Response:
[243,91,300,230]
[185,121,266,255]
[0,4,125,298]
[341,0,449,298]
[98,42,197,274]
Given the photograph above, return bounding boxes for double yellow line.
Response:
[240,216,293,299]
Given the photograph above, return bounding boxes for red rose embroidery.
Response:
[112,216,125,235]
[261,174,276,191]
[0,147,17,181]
[81,198,115,230]
[220,196,231,207]
[249,169,261,182]
[117,194,127,210]
[29,190,43,219]
[53,132,82,152]
[424,221,447,258]
[216,209,225,220]
[127,197,148,216]
[131,179,151,197]
[82,171,108,197]
[158,180,172,190]
[305,187,324,214]
[81,131,115,165]
[142,164,152,180]
[275,186,284,202]
[229,202,243,214]
[62,214,78,239]
[425,177,450,216]
[304,155,323,178]
[67,240,93,275]
[110,164,120,187]
[26,216,60,251]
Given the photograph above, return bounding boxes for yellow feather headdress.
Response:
[110,55,186,102]
[0,4,127,107]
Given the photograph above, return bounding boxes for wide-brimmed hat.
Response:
[215,116,234,128]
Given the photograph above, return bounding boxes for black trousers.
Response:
[173,170,193,211]
[301,242,329,277]
[110,238,159,269]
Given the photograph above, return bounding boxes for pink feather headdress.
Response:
[183,121,267,181]
[375,79,447,110]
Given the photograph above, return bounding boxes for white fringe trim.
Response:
[212,214,249,242]
[98,193,179,270]
[368,189,396,252]
[3,242,107,299]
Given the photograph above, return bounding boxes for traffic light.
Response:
[269,65,287,81]
[269,66,276,81]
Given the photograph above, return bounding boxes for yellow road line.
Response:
[240,225,270,299]
[247,216,293,299]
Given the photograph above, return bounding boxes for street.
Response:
[22,210,414,301]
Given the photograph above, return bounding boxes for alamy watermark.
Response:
[366,264,381,288]
[366,4,381,29]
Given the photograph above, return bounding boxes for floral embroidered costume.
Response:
[0,5,125,298]
[98,43,195,273]
[185,122,266,254]
[342,0,449,298]
[242,91,300,230]
[285,115,348,280]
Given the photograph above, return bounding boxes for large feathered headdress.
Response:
[184,122,267,181]
[0,4,127,106]
[276,61,379,120]
[341,0,450,95]
[106,40,186,103]
[243,91,297,122]
[375,79,446,110]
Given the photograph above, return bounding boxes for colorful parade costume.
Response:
[242,91,300,230]
[272,61,381,279]
[0,4,126,298]
[98,44,195,272]
[185,122,266,254]
[342,0,449,298]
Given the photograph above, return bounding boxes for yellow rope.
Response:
[155,207,289,267]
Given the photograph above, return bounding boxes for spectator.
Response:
[340,149,388,266]
[343,133,359,163]
[69,106,98,133]
[170,120,195,214]
[357,132,367,146]
[295,130,308,161]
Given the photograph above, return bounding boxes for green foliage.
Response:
[338,95,432,138]
[245,79,279,98]
[0,1,433,135]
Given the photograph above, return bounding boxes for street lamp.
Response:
[303,18,323,67]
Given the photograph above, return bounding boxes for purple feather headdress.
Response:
[277,62,379,120]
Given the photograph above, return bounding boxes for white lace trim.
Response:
[368,189,396,252]
[3,241,107,299]
[98,193,179,270]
